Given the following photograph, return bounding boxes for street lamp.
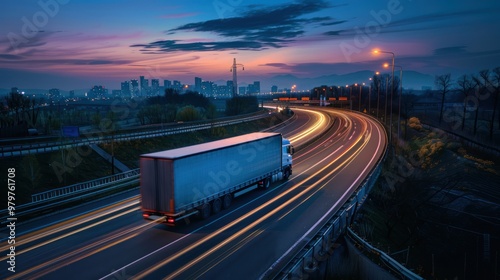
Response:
[375,71,381,118]
[373,49,395,143]
[348,85,352,110]
[368,79,372,114]
[384,63,403,141]
[360,82,365,112]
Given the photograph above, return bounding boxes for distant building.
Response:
[151,79,160,96]
[216,85,228,98]
[246,81,260,94]
[164,79,172,89]
[195,77,202,93]
[253,81,260,94]
[130,79,139,97]
[140,76,149,96]
[69,90,75,98]
[11,87,19,94]
[112,90,122,98]
[201,81,214,97]
[89,85,107,99]
[173,80,182,92]
[271,85,278,93]
[49,88,61,99]
[121,81,131,98]
[239,86,246,95]
[225,81,233,97]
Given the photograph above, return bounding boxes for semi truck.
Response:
[140,132,293,226]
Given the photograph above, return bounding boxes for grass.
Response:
[352,121,500,279]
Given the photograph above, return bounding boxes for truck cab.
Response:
[282,138,293,180]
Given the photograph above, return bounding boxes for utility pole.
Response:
[230,58,244,97]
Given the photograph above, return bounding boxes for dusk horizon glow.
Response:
[1,0,500,91]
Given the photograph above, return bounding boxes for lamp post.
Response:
[385,75,389,124]
[349,85,353,110]
[374,50,395,143]
[360,83,365,112]
[368,78,372,115]
[375,71,380,119]
[351,83,358,110]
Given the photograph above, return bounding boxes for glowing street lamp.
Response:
[375,72,381,118]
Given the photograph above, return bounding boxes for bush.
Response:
[408,117,422,131]
[176,106,201,121]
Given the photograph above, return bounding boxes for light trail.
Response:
[7,215,163,280]
[264,117,384,278]
[162,118,372,279]
[131,115,368,279]
[0,196,139,261]
[288,108,328,144]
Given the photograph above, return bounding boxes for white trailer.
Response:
[140,132,293,226]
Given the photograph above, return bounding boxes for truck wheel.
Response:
[262,177,271,189]
[198,203,211,220]
[222,194,232,209]
[283,169,290,181]
[212,198,222,214]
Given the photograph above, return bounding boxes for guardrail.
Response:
[0,177,139,228]
[346,227,424,280]
[0,110,291,224]
[272,116,405,279]
[0,110,272,158]
[275,159,385,279]
[31,168,140,203]
[274,119,424,279]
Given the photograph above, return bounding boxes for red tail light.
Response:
[142,213,150,218]
[167,217,175,224]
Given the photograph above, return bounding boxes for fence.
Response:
[31,168,140,203]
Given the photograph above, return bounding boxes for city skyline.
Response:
[1,0,500,91]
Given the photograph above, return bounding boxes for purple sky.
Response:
[1,0,500,91]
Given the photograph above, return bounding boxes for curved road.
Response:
[0,107,386,280]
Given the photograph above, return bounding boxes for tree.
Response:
[456,75,475,131]
[21,154,41,194]
[493,67,500,130]
[164,88,181,105]
[471,74,485,136]
[489,67,500,137]
[225,96,258,116]
[435,74,452,125]
[400,91,419,140]
[477,69,498,139]
[176,105,201,122]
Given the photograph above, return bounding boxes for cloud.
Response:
[160,13,198,19]
[132,0,337,53]
[261,63,291,68]
[433,46,467,56]
[322,8,498,38]
[0,54,24,60]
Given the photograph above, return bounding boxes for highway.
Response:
[0,107,387,279]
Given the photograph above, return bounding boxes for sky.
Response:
[1,0,500,91]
